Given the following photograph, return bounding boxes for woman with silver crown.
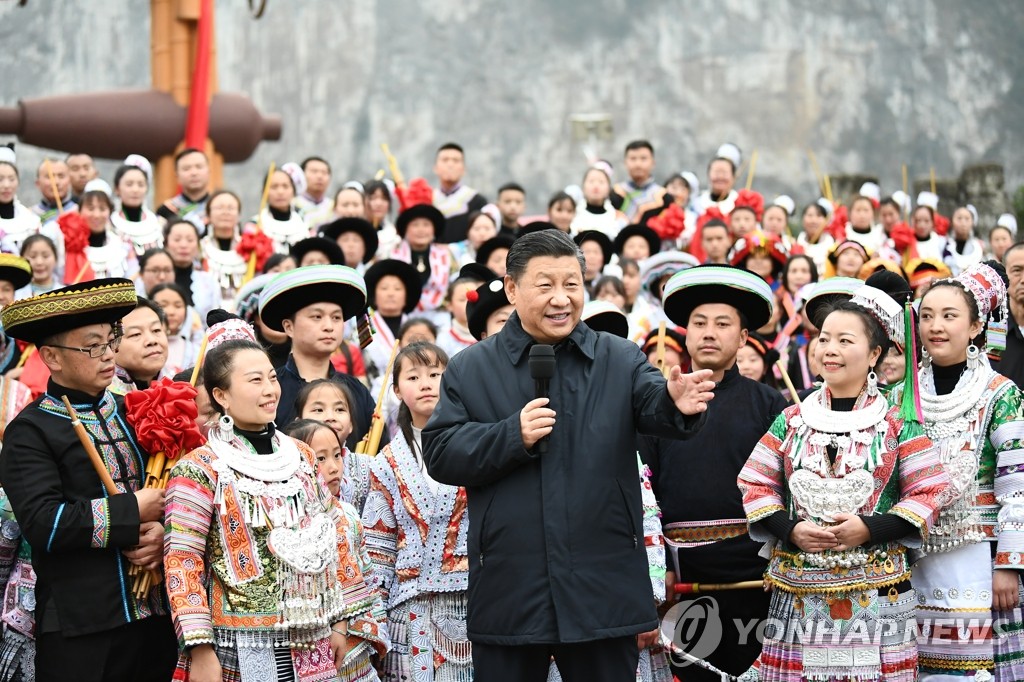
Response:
[896,261,1024,682]
[244,167,312,255]
[109,155,164,256]
[737,284,949,682]
[164,330,388,682]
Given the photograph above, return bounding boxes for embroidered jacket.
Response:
[0,381,162,637]
[361,432,470,609]
[164,434,387,660]
[738,392,949,595]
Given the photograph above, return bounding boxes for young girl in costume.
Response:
[17,234,59,298]
[898,261,1024,681]
[361,342,473,682]
[295,379,373,513]
[164,338,386,682]
[737,283,949,681]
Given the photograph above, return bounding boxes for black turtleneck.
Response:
[216,237,233,251]
[584,203,605,215]
[955,238,968,255]
[381,315,403,338]
[0,201,13,220]
[88,231,107,247]
[235,424,276,455]
[174,265,194,304]
[122,205,143,222]
[269,206,291,222]
[933,360,967,396]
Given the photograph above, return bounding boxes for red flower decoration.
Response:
[395,177,435,211]
[236,231,275,272]
[125,377,205,460]
[58,212,91,254]
[890,222,915,254]
[687,207,730,263]
[465,289,479,303]
[647,203,687,240]
[933,213,950,237]
[733,189,765,222]
[828,204,849,240]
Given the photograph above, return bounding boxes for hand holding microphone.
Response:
[523,345,556,453]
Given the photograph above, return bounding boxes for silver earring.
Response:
[967,343,981,370]
[217,414,234,442]
[921,348,932,368]
[867,371,879,397]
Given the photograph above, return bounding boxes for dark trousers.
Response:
[473,635,640,682]
[670,588,770,682]
[36,614,178,682]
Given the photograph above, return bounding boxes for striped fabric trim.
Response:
[91,498,110,548]
[259,264,367,306]
[662,264,773,303]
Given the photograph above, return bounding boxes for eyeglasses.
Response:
[47,335,122,358]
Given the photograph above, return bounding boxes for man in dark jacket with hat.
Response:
[423,230,715,682]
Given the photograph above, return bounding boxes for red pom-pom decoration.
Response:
[395,178,435,212]
[466,289,479,303]
[237,231,276,272]
[647,203,687,240]
[125,377,206,460]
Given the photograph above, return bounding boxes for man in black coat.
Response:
[423,231,715,682]
[640,264,787,681]
[0,280,177,682]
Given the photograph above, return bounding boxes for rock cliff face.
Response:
[2,1,1021,223]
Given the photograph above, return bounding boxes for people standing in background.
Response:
[199,189,247,306]
[295,155,335,230]
[156,148,210,232]
[698,143,741,215]
[110,157,162,258]
[613,140,664,223]
[496,182,526,235]
[31,159,76,227]
[432,143,488,244]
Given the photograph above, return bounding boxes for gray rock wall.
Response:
[2,0,1021,225]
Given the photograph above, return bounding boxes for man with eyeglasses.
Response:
[0,279,178,681]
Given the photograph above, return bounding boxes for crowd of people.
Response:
[0,136,1021,681]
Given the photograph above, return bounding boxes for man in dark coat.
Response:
[639,264,787,681]
[0,280,177,681]
[423,230,715,682]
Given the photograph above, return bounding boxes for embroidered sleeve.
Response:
[164,458,217,648]
[990,389,1024,568]
[0,489,19,591]
[90,498,111,548]
[888,421,948,543]
[334,502,376,620]
[638,455,666,603]
[359,456,399,599]
[738,411,790,540]
[341,503,390,661]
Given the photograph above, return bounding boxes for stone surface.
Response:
[1,0,1021,225]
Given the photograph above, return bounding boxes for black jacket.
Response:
[994,310,1024,389]
[0,381,159,637]
[639,366,787,583]
[423,312,705,645]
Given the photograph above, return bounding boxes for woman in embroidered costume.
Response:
[295,379,373,513]
[895,261,1024,682]
[390,184,454,327]
[570,164,627,238]
[447,210,498,270]
[164,337,388,682]
[0,147,50,258]
[360,260,423,392]
[244,169,312,255]
[737,280,949,682]
[77,180,137,279]
[200,190,248,307]
[360,342,473,681]
[109,157,164,257]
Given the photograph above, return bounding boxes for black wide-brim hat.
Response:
[573,230,613,266]
[258,265,369,332]
[517,221,559,237]
[1,278,138,345]
[582,300,629,339]
[457,263,497,283]
[363,259,423,314]
[612,224,660,259]
[475,234,516,269]
[290,237,345,267]
[661,264,774,330]
[0,254,32,290]
[467,278,512,341]
[395,203,446,240]
[319,217,379,263]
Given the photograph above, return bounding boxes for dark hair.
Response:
[803,203,828,220]
[436,142,464,156]
[506,230,585,283]
[548,191,576,211]
[19,233,57,258]
[880,197,901,212]
[398,317,438,344]
[707,156,736,175]
[293,378,357,433]
[174,147,207,167]
[139,248,173,272]
[261,253,293,274]
[333,185,363,204]
[173,367,202,387]
[149,282,190,310]
[204,339,268,415]
[282,418,340,451]
[80,189,114,213]
[782,255,819,292]
[135,296,169,328]
[393,342,449,458]
[625,140,654,155]
[1002,241,1024,264]
[763,204,790,221]
[497,182,525,197]
[701,218,730,235]
[913,205,935,221]
[851,196,876,213]
[466,210,496,231]
[619,257,640,275]
[267,168,296,195]
[922,264,1006,349]
[821,300,890,371]
[206,189,241,216]
[163,217,201,243]
[364,180,392,206]
[113,164,148,191]
[300,156,331,173]
[593,275,626,299]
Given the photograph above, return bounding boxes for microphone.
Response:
[528,344,556,454]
